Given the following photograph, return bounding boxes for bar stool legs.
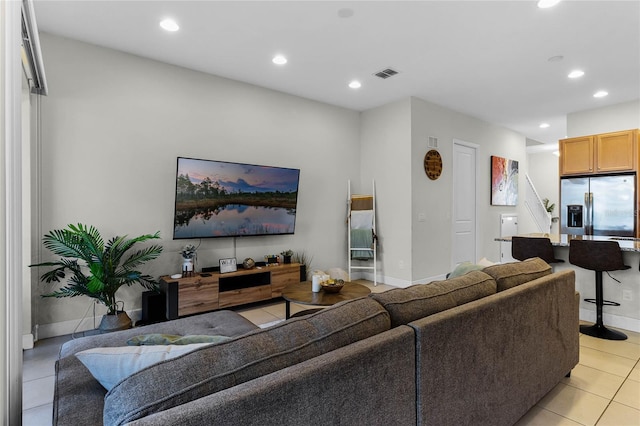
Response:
[579,270,627,340]
[569,239,630,341]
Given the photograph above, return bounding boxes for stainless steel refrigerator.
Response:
[560,174,636,236]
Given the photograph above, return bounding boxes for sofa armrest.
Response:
[409,269,578,426]
[126,326,417,426]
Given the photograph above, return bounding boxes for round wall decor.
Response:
[423,149,442,180]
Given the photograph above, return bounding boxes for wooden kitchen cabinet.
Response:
[595,130,636,172]
[560,136,593,175]
[560,129,637,176]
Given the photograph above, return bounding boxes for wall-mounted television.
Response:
[173,157,300,239]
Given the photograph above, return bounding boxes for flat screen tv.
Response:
[173,157,300,239]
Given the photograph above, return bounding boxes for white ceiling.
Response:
[33,1,640,146]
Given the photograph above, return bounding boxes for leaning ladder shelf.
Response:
[347,180,377,286]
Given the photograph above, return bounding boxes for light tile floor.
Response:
[23,280,640,425]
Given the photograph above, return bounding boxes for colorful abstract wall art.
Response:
[491,155,519,206]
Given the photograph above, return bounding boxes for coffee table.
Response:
[281,281,371,319]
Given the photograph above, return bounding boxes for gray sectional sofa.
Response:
[53,258,579,426]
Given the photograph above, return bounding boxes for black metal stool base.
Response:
[584,298,620,307]
[580,323,627,340]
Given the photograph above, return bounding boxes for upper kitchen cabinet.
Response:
[560,136,593,175]
[560,129,638,176]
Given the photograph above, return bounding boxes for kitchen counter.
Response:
[495,233,640,333]
[495,233,640,252]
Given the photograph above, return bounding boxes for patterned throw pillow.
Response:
[126,334,231,346]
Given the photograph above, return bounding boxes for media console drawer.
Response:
[219,285,272,308]
[176,276,219,317]
[160,263,301,319]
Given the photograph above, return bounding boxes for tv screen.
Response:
[173,157,300,239]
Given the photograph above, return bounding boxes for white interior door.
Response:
[452,140,478,266]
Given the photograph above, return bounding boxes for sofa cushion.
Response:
[370,270,496,327]
[59,310,258,358]
[103,296,390,426]
[483,257,552,291]
[76,343,212,391]
[54,310,258,426]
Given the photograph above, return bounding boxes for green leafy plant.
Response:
[180,244,198,259]
[542,198,555,214]
[30,224,163,315]
[293,250,313,279]
[280,249,294,257]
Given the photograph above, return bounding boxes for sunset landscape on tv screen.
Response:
[173,157,300,239]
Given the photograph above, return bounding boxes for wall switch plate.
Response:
[418,213,426,222]
[622,290,632,301]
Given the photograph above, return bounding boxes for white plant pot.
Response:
[182,257,194,272]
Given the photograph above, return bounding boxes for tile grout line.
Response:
[594,356,640,425]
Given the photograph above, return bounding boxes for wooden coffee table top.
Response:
[281,281,371,306]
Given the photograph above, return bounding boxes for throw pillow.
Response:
[447,262,484,279]
[75,343,211,391]
[126,334,231,346]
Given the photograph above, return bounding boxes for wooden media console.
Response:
[159,263,302,319]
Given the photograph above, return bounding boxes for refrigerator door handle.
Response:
[584,192,594,235]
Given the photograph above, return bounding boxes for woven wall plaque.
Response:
[424,149,442,180]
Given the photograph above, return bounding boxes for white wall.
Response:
[359,99,412,285]
[358,97,528,286]
[567,100,640,137]
[35,34,361,334]
[2,0,24,421]
[409,97,527,278]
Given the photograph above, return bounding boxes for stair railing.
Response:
[524,174,552,233]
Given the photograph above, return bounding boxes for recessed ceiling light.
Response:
[593,90,609,98]
[539,123,550,129]
[568,70,584,79]
[547,55,564,63]
[159,18,179,32]
[348,80,361,89]
[537,0,561,9]
[272,55,287,65]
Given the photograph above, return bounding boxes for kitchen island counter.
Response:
[495,233,640,252]
[495,233,640,333]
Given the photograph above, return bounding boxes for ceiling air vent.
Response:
[374,68,399,79]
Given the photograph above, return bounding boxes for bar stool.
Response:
[569,239,630,340]
[511,236,564,264]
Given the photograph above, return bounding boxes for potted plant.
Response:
[180,243,198,276]
[280,249,294,264]
[30,224,163,332]
[293,250,313,281]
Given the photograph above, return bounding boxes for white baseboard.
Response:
[22,333,34,350]
[36,309,142,340]
[579,308,640,334]
[351,271,411,288]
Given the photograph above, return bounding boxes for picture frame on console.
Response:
[219,258,237,274]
